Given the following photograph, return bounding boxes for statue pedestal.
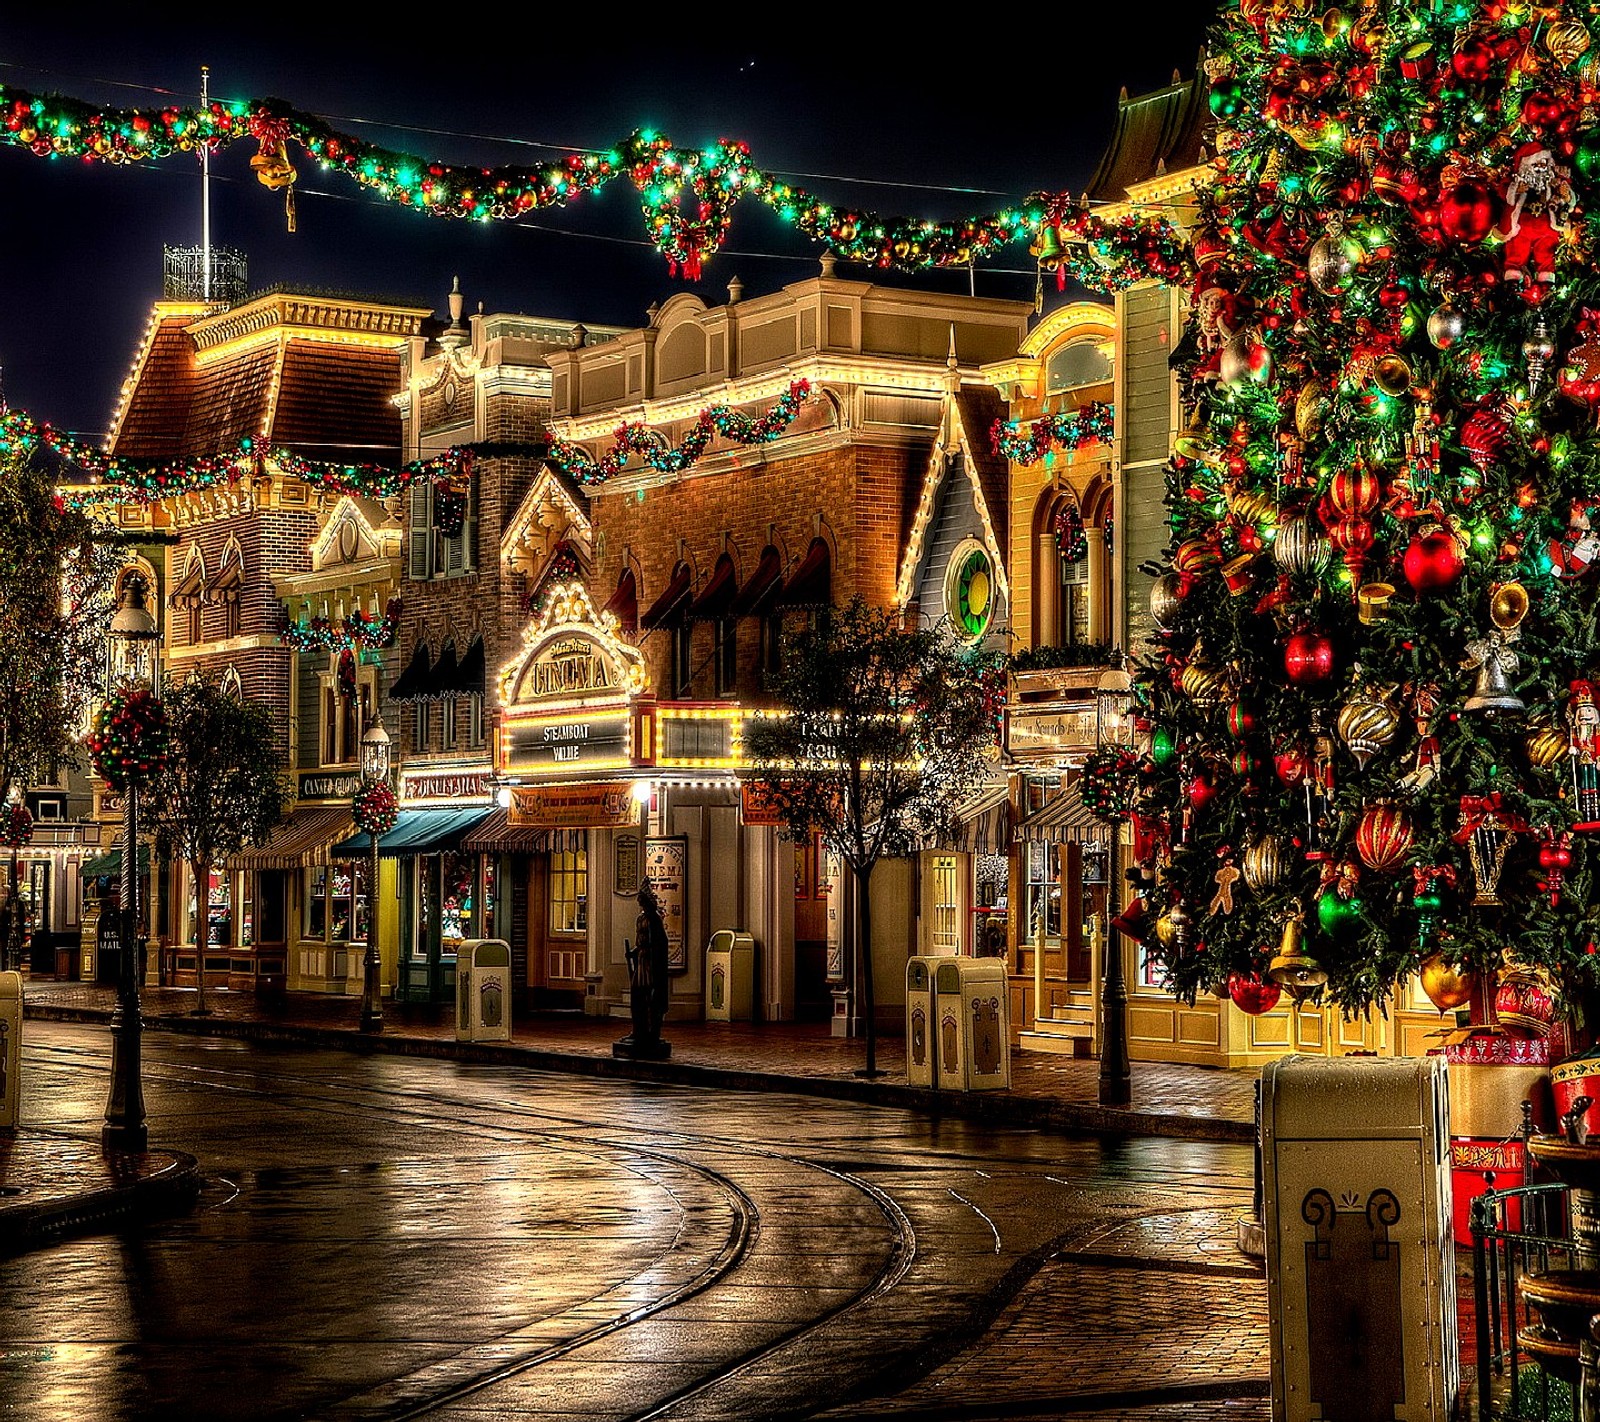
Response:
[612,1037,671,1061]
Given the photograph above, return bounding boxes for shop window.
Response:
[1058,551,1090,647]
[550,848,587,935]
[672,624,693,699]
[184,866,232,949]
[1024,838,1061,942]
[440,850,479,945]
[306,861,367,944]
[929,854,959,953]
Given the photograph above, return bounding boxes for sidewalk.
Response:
[5,976,1258,1254]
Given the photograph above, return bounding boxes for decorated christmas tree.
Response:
[1133,0,1600,1030]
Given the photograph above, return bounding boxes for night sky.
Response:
[0,7,1217,442]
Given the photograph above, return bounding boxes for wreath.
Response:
[1080,746,1145,821]
[87,687,169,790]
[0,803,32,849]
[1053,504,1088,562]
[352,776,399,837]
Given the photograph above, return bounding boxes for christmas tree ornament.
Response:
[1284,628,1336,685]
[1209,855,1241,916]
[1221,553,1257,595]
[1337,683,1401,768]
[1179,663,1228,707]
[1538,827,1574,906]
[1268,913,1327,989]
[1274,742,1311,785]
[1525,315,1558,394]
[1544,17,1592,67]
[1227,972,1283,1016]
[1149,572,1185,631]
[1462,584,1529,715]
[1499,142,1575,288]
[1155,903,1194,953]
[1567,679,1600,828]
[1242,834,1290,892]
[1411,864,1455,956]
[1437,172,1497,244]
[1549,498,1600,577]
[1308,220,1364,293]
[1525,720,1570,771]
[1273,514,1332,577]
[1402,523,1466,592]
[1495,961,1556,1038]
[1315,882,1363,941]
[1355,801,1414,873]
[1455,794,1524,905]
[1357,582,1394,624]
[1426,303,1466,350]
[1418,950,1474,1014]
[1558,310,1600,414]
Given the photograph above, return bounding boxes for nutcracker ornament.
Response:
[1549,498,1600,578]
[1568,679,1600,829]
[1498,142,1575,289]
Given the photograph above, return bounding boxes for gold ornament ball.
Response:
[1526,725,1570,770]
[1418,952,1475,1014]
[1242,836,1288,892]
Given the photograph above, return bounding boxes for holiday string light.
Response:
[278,599,401,654]
[0,82,1190,291]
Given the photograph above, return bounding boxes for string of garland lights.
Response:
[277,599,401,654]
[991,400,1116,466]
[0,81,1191,292]
[551,379,814,482]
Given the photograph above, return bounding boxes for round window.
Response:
[946,542,994,640]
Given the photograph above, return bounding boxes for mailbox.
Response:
[1261,1054,1457,1421]
[455,939,512,1043]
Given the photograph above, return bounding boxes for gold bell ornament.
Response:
[251,138,299,232]
[1268,914,1328,991]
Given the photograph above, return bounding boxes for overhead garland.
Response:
[992,400,1116,466]
[0,82,1191,292]
[551,379,813,483]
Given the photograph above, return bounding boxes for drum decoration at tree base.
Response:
[1552,1051,1600,1138]
[86,686,169,790]
[352,777,398,838]
[1496,961,1557,1039]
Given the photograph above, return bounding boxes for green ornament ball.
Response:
[1209,78,1244,119]
[1151,726,1178,768]
[1316,890,1362,941]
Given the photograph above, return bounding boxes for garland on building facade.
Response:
[0,82,1191,291]
[550,379,814,483]
[278,598,402,654]
[992,401,1115,466]
[1128,0,1600,1026]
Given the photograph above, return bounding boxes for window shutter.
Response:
[408,484,434,580]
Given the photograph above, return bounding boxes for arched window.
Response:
[1044,341,1113,409]
[213,540,245,639]
[1036,494,1108,651]
[171,545,207,645]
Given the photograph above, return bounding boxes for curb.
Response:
[1,1146,202,1256]
[24,1003,1256,1145]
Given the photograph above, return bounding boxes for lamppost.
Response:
[103,575,160,1152]
[358,710,390,1035]
[1095,658,1134,1108]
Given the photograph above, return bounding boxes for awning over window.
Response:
[461,807,550,854]
[603,570,637,633]
[640,563,693,630]
[952,782,1012,855]
[210,557,243,604]
[1016,785,1105,845]
[428,641,459,701]
[687,554,737,621]
[774,538,831,611]
[82,842,152,878]
[446,636,485,698]
[730,545,784,618]
[228,806,354,871]
[169,557,205,609]
[332,804,494,859]
[389,641,433,702]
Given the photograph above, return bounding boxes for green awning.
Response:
[332,805,494,859]
[81,843,152,877]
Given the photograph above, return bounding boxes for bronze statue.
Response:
[615,882,671,1059]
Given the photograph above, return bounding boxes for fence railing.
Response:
[1469,1177,1581,1420]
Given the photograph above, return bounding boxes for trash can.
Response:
[455,939,512,1043]
[933,957,1011,1091]
[0,970,20,1130]
[905,956,942,1088]
[704,930,755,1022]
[1261,1054,1457,1421]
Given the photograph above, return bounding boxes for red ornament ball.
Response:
[1284,630,1336,686]
[1402,529,1464,591]
[1227,973,1283,1016]
[1437,177,1496,244]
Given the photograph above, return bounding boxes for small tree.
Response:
[740,596,1000,1076]
[145,674,290,1011]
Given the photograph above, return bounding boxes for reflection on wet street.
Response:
[1,1022,1260,1421]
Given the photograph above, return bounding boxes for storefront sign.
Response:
[501,712,631,775]
[297,770,361,803]
[614,831,641,897]
[1006,705,1097,758]
[93,788,125,822]
[522,634,618,700]
[740,781,790,827]
[507,783,636,829]
[400,768,492,804]
[645,835,688,972]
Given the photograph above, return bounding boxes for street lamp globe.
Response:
[361,714,391,782]
[110,575,159,684]
[1095,662,1134,750]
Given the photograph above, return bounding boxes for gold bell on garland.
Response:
[1268,914,1328,990]
[251,138,299,232]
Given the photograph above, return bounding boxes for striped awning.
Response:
[332,804,494,859]
[462,807,549,854]
[952,782,1012,855]
[1016,785,1105,845]
[228,806,354,871]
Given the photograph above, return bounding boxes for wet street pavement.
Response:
[1,1022,1268,1421]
